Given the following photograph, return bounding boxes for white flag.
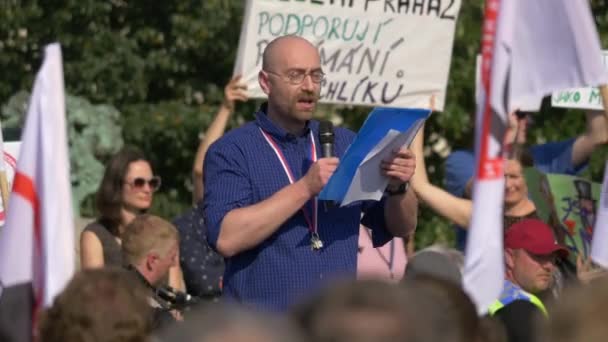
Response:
[0,43,74,342]
[462,0,507,313]
[463,0,608,314]
[591,162,608,268]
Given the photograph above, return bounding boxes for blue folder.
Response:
[318,107,431,202]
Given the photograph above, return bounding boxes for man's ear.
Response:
[146,253,157,271]
[259,70,271,95]
[505,248,515,269]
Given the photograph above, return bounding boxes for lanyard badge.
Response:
[260,128,322,251]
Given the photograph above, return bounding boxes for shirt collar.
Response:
[255,103,312,142]
[126,264,155,291]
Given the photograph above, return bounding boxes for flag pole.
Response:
[599,85,608,133]
[0,120,9,212]
[0,172,9,213]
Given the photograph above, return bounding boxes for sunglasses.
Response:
[125,176,161,191]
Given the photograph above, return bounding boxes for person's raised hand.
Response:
[506,111,528,144]
[222,75,248,111]
[577,254,608,285]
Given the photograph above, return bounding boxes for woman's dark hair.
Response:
[96,146,148,234]
[509,143,534,168]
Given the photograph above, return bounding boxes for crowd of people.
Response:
[34,34,608,342]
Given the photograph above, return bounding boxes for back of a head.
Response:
[158,303,304,342]
[293,280,418,342]
[404,246,464,286]
[122,214,179,266]
[401,276,480,342]
[40,268,151,342]
[539,277,608,342]
[478,316,508,342]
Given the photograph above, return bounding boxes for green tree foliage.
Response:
[1,0,607,249]
[0,0,248,218]
[0,0,245,105]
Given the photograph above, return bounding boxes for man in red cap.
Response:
[488,218,568,342]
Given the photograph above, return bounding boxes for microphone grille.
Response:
[319,120,334,144]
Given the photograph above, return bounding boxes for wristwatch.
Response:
[386,182,409,196]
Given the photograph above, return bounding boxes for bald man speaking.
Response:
[203,35,418,311]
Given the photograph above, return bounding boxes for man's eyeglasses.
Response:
[265,69,325,85]
[125,176,161,191]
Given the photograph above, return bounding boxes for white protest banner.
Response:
[552,51,608,110]
[234,0,462,110]
[476,55,542,112]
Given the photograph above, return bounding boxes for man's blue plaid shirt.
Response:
[202,105,392,311]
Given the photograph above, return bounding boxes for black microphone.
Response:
[156,286,199,309]
[319,120,335,210]
[319,120,334,158]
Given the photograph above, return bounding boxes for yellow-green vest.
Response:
[488,280,548,317]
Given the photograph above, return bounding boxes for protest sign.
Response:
[591,161,608,267]
[551,51,608,110]
[525,168,601,264]
[234,0,462,110]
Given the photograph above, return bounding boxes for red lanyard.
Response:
[259,128,318,238]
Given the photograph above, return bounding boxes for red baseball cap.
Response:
[505,218,569,258]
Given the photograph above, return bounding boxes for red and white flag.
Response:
[0,44,74,342]
[463,0,608,313]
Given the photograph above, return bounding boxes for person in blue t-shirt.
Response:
[411,110,607,251]
[448,110,606,250]
[445,110,607,201]
[202,35,419,311]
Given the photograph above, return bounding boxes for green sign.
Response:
[551,50,608,110]
[525,168,600,263]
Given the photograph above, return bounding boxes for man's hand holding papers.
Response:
[318,107,430,206]
[382,147,416,189]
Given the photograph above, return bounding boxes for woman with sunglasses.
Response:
[80,147,184,289]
